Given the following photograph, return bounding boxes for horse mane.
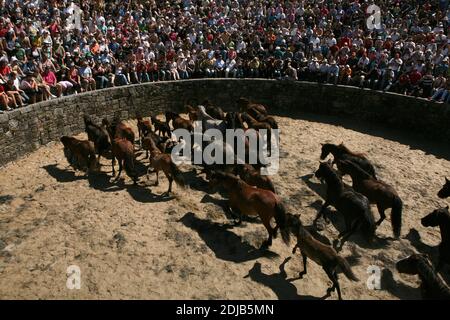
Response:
[340,160,373,180]
[320,162,344,190]
[338,143,367,159]
[415,255,450,296]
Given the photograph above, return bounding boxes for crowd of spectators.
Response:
[1,0,450,112]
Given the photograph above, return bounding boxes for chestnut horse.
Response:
[337,159,403,238]
[421,206,450,270]
[438,178,450,198]
[60,136,99,173]
[209,171,290,248]
[234,164,276,193]
[144,135,185,194]
[320,143,377,179]
[286,214,359,300]
[314,161,376,249]
[111,137,138,184]
[103,118,135,144]
[237,97,268,116]
[397,254,450,300]
[165,111,194,132]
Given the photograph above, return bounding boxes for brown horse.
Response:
[185,105,199,121]
[60,136,99,173]
[286,214,359,300]
[421,206,450,270]
[320,143,377,179]
[234,164,276,193]
[237,97,268,116]
[111,137,138,184]
[337,159,403,238]
[142,131,170,158]
[165,111,194,132]
[314,161,376,249]
[145,135,185,194]
[136,116,152,141]
[150,115,171,137]
[209,170,290,248]
[396,254,450,300]
[203,99,226,120]
[103,118,135,144]
[438,178,450,198]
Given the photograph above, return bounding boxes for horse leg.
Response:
[315,200,330,226]
[299,252,308,279]
[111,156,116,176]
[324,267,341,300]
[260,218,274,249]
[167,176,173,193]
[154,170,159,186]
[115,159,123,181]
[336,219,361,250]
[292,243,299,254]
[376,203,386,226]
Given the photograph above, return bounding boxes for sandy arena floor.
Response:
[0,112,449,300]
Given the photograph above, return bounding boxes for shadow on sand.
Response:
[244,257,322,300]
[179,212,278,263]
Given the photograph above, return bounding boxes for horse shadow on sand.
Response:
[380,268,421,300]
[43,163,175,204]
[179,212,278,263]
[244,257,322,300]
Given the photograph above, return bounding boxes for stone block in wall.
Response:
[0,113,9,124]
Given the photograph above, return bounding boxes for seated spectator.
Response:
[79,60,96,91]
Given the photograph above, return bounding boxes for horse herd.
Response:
[58,98,450,300]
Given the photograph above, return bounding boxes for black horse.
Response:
[320,143,377,179]
[397,254,450,300]
[314,161,376,249]
[421,206,450,270]
[83,115,111,162]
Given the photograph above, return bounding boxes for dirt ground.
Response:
[0,113,449,300]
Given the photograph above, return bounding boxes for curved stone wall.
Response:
[1,79,449,167]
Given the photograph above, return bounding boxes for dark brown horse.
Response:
[438,178,450,199]
[145,135,185,194]
[337,160,403,238]
[396,254,450,300]
[421,206,450,270]
[83,115,111,162]
[136,116,152,141]
[234,164,276,193]
[165,111,194,132]
[320,143,377,179]
[203,99,226,120]
[60,136,99,173]
[314,161,376,249]
[111,137,138,184]
[286,214,359,300]
[185,105,199,121]
[151,115,171,137]
[237,97,268,116]
[209,171,290,248]
[241,112,272,153]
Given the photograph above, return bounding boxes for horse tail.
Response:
[336,255,359,281]
[391,195,403,238]
[169,161,185,187]
[63,144,77,168]
[274,201,290,244]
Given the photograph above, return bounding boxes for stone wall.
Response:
[1,79,449,167]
